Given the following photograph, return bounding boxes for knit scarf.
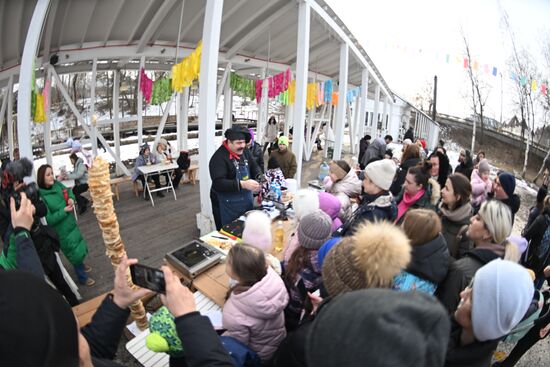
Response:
[439,202,472,223]
[474,241,506,258]
[222,140,241,161]
[396,189,425,223]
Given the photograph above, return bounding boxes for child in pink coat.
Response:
[470,159,492,209]
[223,244,289,361]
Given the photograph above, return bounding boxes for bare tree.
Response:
[462,31,491,152]
[502,12,539,178]
[534,31,550,183]
[413,80,434,113]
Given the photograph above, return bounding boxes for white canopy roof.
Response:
[0,0,393,99]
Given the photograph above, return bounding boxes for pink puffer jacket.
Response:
[470,169,492,207]
[222,267,289,360]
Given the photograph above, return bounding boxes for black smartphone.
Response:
[130,264,166,293]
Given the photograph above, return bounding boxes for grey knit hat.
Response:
[298,210,332,249]
[478,159,490,175]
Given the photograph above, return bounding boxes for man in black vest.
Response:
[209,126,261,229]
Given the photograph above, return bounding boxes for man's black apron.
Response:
[214,157,253,227]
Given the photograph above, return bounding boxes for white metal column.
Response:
[388,99,398,140]
[44,68,53,166]
[181,86,189,150]
[258,69,269,145]
[176,92,182,150]
[358,69,369,142]
[222,72,233,131]
[216,63,231,107]
[382,96,388,134]
[137,56,145,147]
[113,70,121,175]
[371,84,381,138]
[352,96,361,154]
[414,111,419,138]
[284,103,293,137]
[292,0,310,185]
[17,0,51,160]
[197,0,224,233]
[6,76,14,160]
[333,43,348,160]
[90,58,98,155]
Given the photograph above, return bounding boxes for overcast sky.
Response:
[325,0,550,125]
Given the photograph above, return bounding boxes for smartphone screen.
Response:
[130,264,166,293]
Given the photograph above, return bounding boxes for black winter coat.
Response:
[209,145,261,193]
[0,230,45,278]
[83,297,234,367]
[338,192,397,236]
[404,128,414,142]
[407,233,450,284]
[436,248,501,315]
[273,298,334,367]
[390,157,421,196]
[170,312,235,367]
[522,207,550,275]
[439,203,473,259]
[82,296,129,367]
[358,137,370,164]
[445,319,501,367]
[455,160,473,182]
[248,142,264,173]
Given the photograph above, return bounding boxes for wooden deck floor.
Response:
[68,148,329,301]
[70,181,201,301]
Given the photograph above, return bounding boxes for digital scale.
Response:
[165,240,224,278]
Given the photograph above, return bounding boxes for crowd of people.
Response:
[1,122,550,367]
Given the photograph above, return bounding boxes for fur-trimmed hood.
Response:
[426,178,441,206]
[323,221,411,297]
[331,168,362,198]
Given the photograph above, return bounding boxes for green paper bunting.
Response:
[151,77,172,105]
[230,72,256,100]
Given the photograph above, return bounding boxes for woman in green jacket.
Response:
[37,164,94,286]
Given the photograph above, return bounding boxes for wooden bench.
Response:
[73,292,110,327]
[126,290,220,367]
[111,176,132,201]
[73,291,156,327]
[181,164,198,185]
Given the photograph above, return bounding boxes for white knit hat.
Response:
[293,189,320,221]
[472,259,534,341]
[364,159,397,191]
[242,210,272,253]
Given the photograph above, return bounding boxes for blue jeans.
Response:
[74,264,88,284]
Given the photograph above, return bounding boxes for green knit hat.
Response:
[146,306,184,357]
[278,136,289,146]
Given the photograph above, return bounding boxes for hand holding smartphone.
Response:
[130,263,166,293]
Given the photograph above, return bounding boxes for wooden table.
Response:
[137,162,178,206]
[171,217,294,307]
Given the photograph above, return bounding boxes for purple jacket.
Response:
[318,192,343,231]
[223,267,289,360]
